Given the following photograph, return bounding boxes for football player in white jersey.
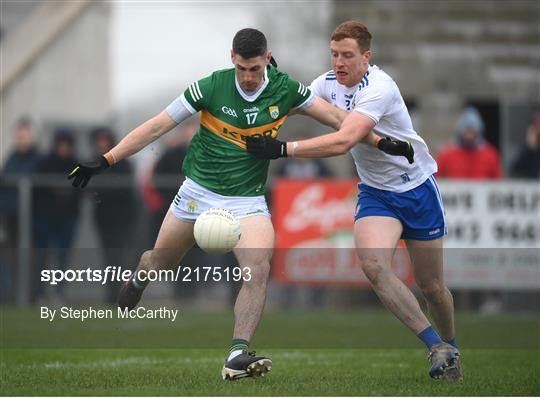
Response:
[247,20,462,381]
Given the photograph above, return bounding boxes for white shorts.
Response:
[170,177,271,223]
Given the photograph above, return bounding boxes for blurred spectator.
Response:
[1,117,40,243]
[510,109,540,179]
[0,117,40,302]
[436,106,502,179]
[143,118,216,304]
[33,128,81,302]
[89,127,138,303]
[2,117,40,176]
[148,118,197,236]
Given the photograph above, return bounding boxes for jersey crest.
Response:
[269,105,279,119]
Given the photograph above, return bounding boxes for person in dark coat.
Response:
[33,128,81,302]
[89,127,138,303]
[511,110,540,179]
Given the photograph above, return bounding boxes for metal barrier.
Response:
[1,173,182,306]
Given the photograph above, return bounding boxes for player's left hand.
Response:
[377,137,415,164]
[67,156,110,188]
[245,136,287,159]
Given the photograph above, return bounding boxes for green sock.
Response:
[229,339,249,356]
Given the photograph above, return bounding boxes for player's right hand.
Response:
[68,156,110,188]
[246,136,287,159]
[377,137,415,164]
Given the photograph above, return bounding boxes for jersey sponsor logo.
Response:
[243,106,259,113]
[269,105,279,119]
[200,110,288,149]
[429,228,441,236]
[221,106,238,118]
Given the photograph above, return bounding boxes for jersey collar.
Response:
[235,67,270,102]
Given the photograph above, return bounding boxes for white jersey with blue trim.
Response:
[310,65,438,193]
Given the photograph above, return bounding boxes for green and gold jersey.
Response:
[180,66,313,196]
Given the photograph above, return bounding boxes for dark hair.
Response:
[90,126,116,146]
[331,20,372,53]
[232,28,267,58]
[53,128,75,147]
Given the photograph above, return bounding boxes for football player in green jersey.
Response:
[68,28,412,381]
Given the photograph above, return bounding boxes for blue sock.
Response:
[445,337,458,348]
[417,326,443,350]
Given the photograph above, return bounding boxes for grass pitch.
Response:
[1,309,539,396]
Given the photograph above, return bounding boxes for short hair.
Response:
[232,28,267,59]
[331,21,372,53]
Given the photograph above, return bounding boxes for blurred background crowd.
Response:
[1,1,538,311]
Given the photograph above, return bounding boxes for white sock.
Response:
[227,349,244,362]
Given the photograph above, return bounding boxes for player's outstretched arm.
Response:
[294,111,375,157]
[106,111,178,162]
[295,96,381,147]
[247,111,414,162]
[68,111,178,188]
[247,111,373,159]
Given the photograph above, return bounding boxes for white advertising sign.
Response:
[438,181,540,290]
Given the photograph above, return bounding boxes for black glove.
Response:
[245,136,287,159]
[377,137,415,164]
[67,156,110,188]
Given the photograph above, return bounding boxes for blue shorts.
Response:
[355,175,447,241]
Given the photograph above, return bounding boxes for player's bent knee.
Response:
[243,260,270,286]
[359,259,386,286]
[420,282,446,304]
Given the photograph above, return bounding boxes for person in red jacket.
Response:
[436,107,502,179]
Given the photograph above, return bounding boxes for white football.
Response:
[194,208,241,254]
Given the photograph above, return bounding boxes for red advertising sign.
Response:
[272,179,413,286]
